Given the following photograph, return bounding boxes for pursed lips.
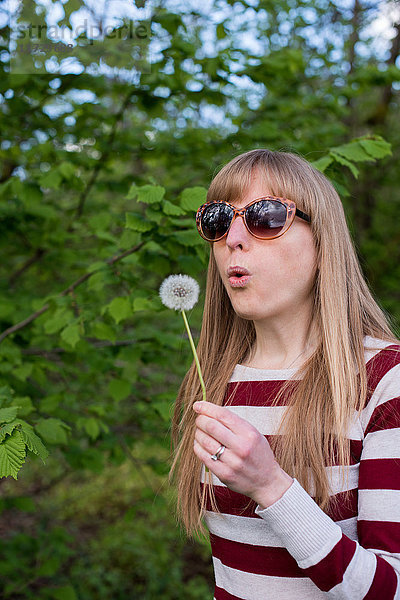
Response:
[227,266,252,278]
[227,266,252,287]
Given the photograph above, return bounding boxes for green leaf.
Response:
[311,155,333,172]
[119,229,141,249]
[39,169,63,189]
[58,161,76,180]
[13,362,33,382]
[60,323,81,348]
[125,212,153,232]
[12,396,34,416]
[40,394,60,414]
[0,300,15,319]
[0,386,14,405]
[86,261,106,274]
[331,141,372,163]
[24,201,58,220]
[19,183,42,204]
[91,322,116,342]
[0,179,12,200]
[0,430,26,479]
[125,183,138,199]
[145,206,163,224]
[88,212,112,231]
[0,407,19,424]
[153,399,172,421]
[180,187,207,212]
[137,185,165,204]
[95,231,118,244]
[49,585,78,600]
[107,297,132,324]
[87,271,108,293]
[358,137,392,160]
[83,417,100,440]
[0,342,21,365]
[171,230,203,246]
[0,420,20,442]
[76,416,109,440]
[330,151,359,178]
[44,308,74,334]
[37,556,61,577]
[332,179,350,198]
[19,422,49,461]
[216,22,226,39]
[162,200,185,216]
[35,418,70,445]
[132,297,153,312]
[109,379,131,402]
[142,240,164,253]
[89,405,107,417]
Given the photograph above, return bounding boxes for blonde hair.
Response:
[170,149,399,536]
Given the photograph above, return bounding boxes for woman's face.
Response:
[212,169,318,325]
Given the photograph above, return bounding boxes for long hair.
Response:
[170,149,398,536]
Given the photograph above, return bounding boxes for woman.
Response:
[170,149,400,599]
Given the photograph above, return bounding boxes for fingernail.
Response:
[193,401,202,411]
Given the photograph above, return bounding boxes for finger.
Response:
[195,414,236,449]
[194,427,227,457]
[194,439,229,475]
[193,401,248,436]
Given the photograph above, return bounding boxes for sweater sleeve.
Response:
[255,361,400,599]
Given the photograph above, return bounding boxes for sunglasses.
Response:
[196,197,311,242]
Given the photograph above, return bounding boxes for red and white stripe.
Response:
[203,336,400,599]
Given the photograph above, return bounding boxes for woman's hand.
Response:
[193,401,293,509]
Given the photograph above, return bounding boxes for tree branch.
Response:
[74,89,135,219]
[0,241,145,344]
[21,338,138,358]
[367,20,400,126]
[117,433,159,495]
[343,0,362,133]
[9,248,47,287]
[348,0,361,76]
[0,160,18,184]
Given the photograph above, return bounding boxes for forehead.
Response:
[230,170,276,208]
[207,163,291,209]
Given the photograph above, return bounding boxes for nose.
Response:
[225,212,251,250]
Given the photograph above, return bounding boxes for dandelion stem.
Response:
[180,309,207,402]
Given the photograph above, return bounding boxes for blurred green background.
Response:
[0,0,399,598]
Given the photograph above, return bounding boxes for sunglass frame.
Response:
[196,196,311,242]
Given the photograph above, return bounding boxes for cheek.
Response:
[291,245,318,291]
[212,244,226,275]
[274,236,317,289]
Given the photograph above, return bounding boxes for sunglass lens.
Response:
[201,203,233,240]
[246,200,287,238]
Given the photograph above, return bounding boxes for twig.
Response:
[117,434,158,495]
[21,339,138,357]
[9,248,47,286]
[74,90,134,219]
[0,160,18,183]
[367,21,400,125]
[0,241,145,344]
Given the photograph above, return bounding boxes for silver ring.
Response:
[210,444,226,461]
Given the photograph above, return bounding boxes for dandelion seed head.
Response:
[159,274,200,311]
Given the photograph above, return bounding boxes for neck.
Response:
[244,312,319,370]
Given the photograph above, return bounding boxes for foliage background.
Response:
[0,0,399,598]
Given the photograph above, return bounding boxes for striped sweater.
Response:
[203,336,400,599]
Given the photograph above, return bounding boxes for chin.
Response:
[230,305,257,321]
[235,313,254,321]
